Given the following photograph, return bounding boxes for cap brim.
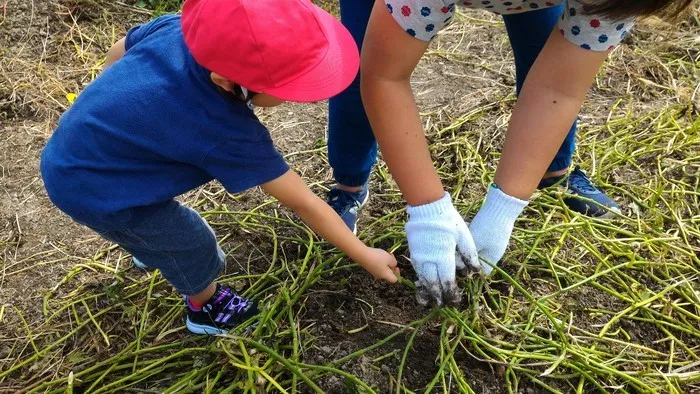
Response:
[263,5,359,103]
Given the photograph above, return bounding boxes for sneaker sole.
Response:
[132,257,149,269]
[595,207,621,219]
[186,316,228,335]
[351,189,371,235]
[185,317,260,335]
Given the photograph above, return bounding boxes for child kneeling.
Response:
[40,0,398,335]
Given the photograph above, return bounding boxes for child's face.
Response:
[210,73,284,108]
[248,93,284,108]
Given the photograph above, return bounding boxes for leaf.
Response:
[135,0,147,7]
[66,93,77,104]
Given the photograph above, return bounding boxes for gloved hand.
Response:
[405,192,479,307]
[469,184,528,275]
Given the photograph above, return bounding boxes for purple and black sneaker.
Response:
[185,284,259,335]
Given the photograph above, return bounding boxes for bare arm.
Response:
[359,2,479,305]
[263,170,366,260]
[361,0,609,205]
[261,170,398,282]
[494,30,609,200]
[360,1,442,206]
[104,37,127,69]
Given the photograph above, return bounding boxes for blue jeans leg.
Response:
[503,6,576,173]
[327,0,377,187]
[92,200,225,296]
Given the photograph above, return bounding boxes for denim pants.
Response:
[87,200,225,296]
[328,0,577,187]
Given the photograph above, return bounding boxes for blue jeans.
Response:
[328,1,576,187]
[86,200,225,296]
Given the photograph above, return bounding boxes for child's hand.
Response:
[358,248,400,283]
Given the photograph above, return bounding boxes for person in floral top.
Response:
[324,0,693,306]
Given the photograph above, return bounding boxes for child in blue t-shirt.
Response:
[39,0,399,335]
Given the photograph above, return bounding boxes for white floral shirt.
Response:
[384,0,635,51]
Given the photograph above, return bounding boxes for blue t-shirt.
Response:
[40,15,289,231]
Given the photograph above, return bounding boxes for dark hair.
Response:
[214,84,258,104]
[581,0,695,20]
[232,84,258,102]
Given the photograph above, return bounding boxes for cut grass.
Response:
[0,1,698,393]
[1,103,697,393]
[134,0,181,16]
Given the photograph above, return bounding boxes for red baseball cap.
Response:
[181,0,359,103]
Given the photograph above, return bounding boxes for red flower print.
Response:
[546,1,554,5]
[463,1,472,5]
[441,5,449,12]
[590,19,600,28]
[401,5,411,16]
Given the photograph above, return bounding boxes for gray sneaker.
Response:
[327,184,369,234]
[538,166,620,218]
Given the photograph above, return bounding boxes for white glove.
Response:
[405,192,479,307]
[469,184,528,275]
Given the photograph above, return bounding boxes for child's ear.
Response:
[210,73,234,92]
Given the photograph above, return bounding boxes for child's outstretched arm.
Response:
[261,170,399,283]
[104,37,126,69]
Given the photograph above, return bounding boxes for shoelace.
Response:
[568,167,599,194]
[328,188,360,214]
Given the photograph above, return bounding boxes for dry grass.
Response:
[1,0,699,393]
